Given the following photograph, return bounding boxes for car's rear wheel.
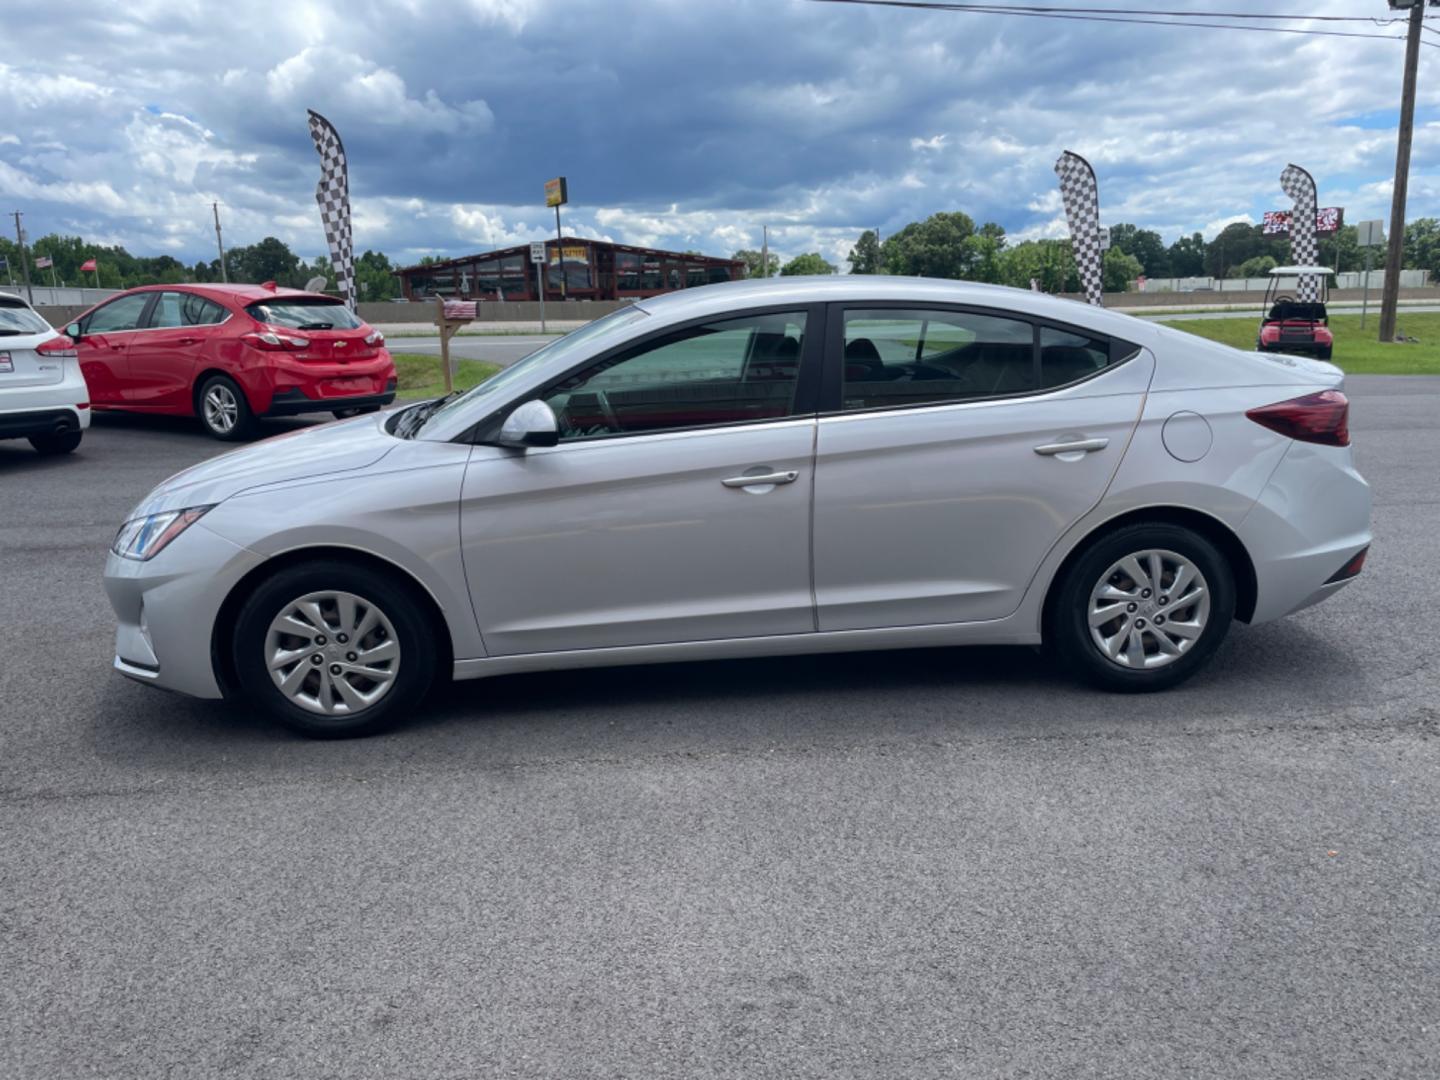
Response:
[28,430,82,455]
[197,374,254,441]
[1318,345,1333,361]
[232,562,437,738]
[1049,523,1235,692]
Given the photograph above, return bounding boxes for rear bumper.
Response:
[263,384,396,417]
[0,405,89,440]
[1237,441,1372,623]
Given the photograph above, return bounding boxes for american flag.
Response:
[307,110,356,312]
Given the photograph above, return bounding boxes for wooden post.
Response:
[435,296,454,394]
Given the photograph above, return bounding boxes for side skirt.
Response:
[452,618,1041,682]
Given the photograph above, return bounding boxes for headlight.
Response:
[111,506,213,561]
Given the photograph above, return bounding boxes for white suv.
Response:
[0,293,89,455]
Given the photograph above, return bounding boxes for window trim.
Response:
[821,300,1140,417]
[470,301,827,446]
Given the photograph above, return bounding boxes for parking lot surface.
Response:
[3,377,1438,1079]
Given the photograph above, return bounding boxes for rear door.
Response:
[812,304,1153,631]
[0,299,63,390]
[75,292,154,406]
[124,291,230,409]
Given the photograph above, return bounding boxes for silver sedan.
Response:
[103,277,1371,737]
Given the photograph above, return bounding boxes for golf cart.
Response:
[1257,265,1334,361]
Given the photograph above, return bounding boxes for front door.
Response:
[460,307,819,656]
[813,305,1153,631]
[76,292,154,406]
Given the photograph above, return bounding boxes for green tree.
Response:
[1235,254,1277,279]
[228,236,302,286]
[1403,218,1440,282]
[779,252,837,276]
[732,248,780,279]
[996,239,1078,293]
[1168,232,1207,278]
[1108,224,1168,277]
[1102,249,1143,292]
[881,211,979,279]
[847,230,882,274]
[354,249,399,300]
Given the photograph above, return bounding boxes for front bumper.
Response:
[103,523,265,699]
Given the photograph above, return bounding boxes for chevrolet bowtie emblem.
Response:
[334,341,348,348]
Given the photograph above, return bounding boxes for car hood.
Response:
[125,413,399,520]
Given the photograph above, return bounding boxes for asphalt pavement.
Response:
[2,377,1438,1078]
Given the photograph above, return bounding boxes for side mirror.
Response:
[65,323,82,341]
[494,399,559,449]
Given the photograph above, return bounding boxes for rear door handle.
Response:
[722,470,800,488]
[1034,437,1109,456]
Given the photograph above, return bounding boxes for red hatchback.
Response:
[67,283,396,439]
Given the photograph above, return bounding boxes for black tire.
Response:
[196,373,255,441]
[1318,346,1333,361]
[28,430,82,455]
[1047,522,1236,693]
[232,561,437,738]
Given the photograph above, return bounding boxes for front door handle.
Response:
[722,470,800,488]
[1034,437,1109,456]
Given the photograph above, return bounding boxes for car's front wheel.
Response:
[1049,523,1236,692]
[28,430,82,455]
[232,561,437,738]
[197,374,254,441]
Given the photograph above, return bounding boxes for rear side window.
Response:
[841,308,1036,410]
[0,300,50,335]
[247,299,363,330]
[149,292,229,329]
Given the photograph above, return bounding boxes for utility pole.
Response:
[11,211,32,304]
[1379,0,1428,343]
[760,225,769,279]
[212,202,228,283]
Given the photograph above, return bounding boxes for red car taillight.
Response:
[1246,389,1349,447]
[242,330,310,351]
[364,329,384,346]
[36,336,78,359]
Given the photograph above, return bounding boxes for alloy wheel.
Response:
[264,590,401,716]
[1087,549,1211,670]
[203,384,239,434]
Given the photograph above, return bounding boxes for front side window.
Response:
[541,310,807,441]
[84,293,152,333]
[246,298,364,330]
[840,308,1036,411]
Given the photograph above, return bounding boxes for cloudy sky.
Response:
[3,0,1438,270]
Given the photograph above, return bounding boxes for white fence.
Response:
[1139,270,1428,294]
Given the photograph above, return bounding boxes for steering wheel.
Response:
[593,388,622,434]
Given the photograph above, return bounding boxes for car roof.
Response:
[0,291,36,310]
[110,282,338,303]
[633,275,1161,344]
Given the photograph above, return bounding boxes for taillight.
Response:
[364,329,384,346]
[242,330,310,351]
[36,336,78,359]
[1246,389,1349,447]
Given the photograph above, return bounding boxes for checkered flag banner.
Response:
[307,110,356,312]
[1280,163,1320,303]
[1054,151,1104,306]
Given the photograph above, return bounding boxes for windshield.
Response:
[414,303,652,435]
[0,300,50,335]
[246,298,365,330]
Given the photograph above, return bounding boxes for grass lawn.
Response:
[392,352,502,400]
[1164,312,1440,375]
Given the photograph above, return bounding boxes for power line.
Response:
[805,0,1434,44]
[809,0,1413,20]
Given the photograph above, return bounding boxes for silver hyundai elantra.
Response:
[103,277,1371,737]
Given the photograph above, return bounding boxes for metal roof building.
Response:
[395,240,744,303]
